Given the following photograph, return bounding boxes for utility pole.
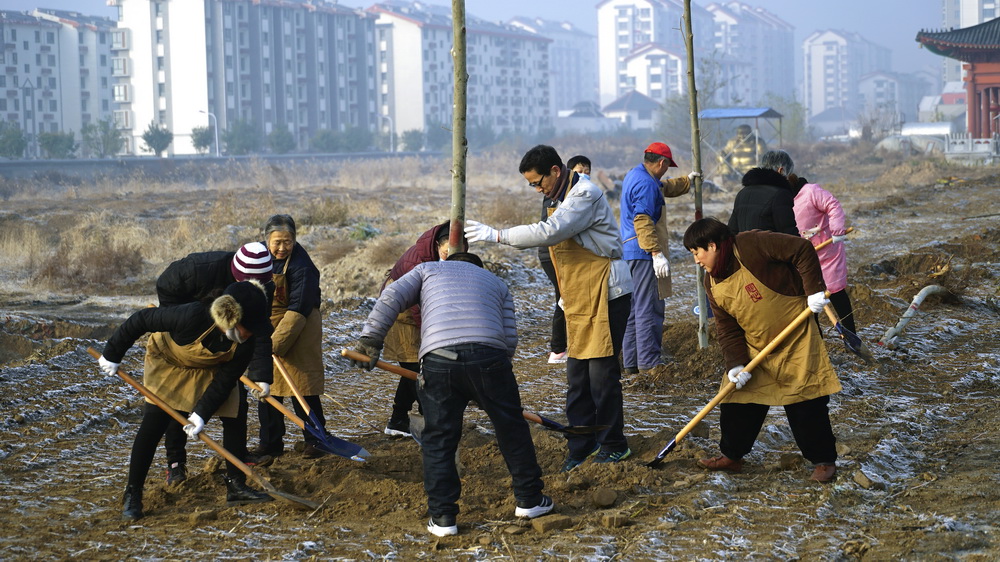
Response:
[449,0,468,254]
[683,0,708,348]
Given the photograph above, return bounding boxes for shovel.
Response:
[86,347,319,509]
[272,355,369,462]
[340,349,607,436]
[646,295,825,468]
[811,228,873,361]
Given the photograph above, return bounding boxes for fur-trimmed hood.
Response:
[210,280,271,336]
[741,167,792,192]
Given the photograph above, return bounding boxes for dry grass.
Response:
[32,211,149,289]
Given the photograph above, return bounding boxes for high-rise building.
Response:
[941,0,1000,82]
[370,1,551,138]
[110,0,377,156]
[802,29,891,118]
[508,17,598,114]
[596,0,714,106]
[705,2,795,105]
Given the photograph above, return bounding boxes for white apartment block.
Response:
[858,71,930,124]
[508,17,598,114]
[941,0,1000,82]
[371,1,551,138]
[706,2,794,106]
[803,29,891,118]
[111,0,377,156]
[1,10,115,158]
[596,0,714,107]
[622,43,683,101]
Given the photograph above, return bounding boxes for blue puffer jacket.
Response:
[361,260,517,358]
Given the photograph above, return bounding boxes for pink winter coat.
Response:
[793,183,848,293]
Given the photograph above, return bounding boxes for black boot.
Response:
[223,476,273,507]
[122,485,143,521]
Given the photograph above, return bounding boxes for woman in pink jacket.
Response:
[762,150,857,335]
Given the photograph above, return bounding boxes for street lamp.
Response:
[381,114,394,152]
[199,110,220,157]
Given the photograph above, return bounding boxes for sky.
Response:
[3,0,944,75]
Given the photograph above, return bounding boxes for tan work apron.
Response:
[382,277,420,363]
[548,207,614,359]
[143,326,240,418]
[269,250,326,396]
[710,249,841,405]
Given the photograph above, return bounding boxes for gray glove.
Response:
[351,336,383,371]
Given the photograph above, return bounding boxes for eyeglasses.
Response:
[528,174,548,188]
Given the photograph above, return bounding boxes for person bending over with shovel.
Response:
[98,281,275,520]
[349,252,551,537]
[683,218,842,483]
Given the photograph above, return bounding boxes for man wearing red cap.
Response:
[619,142,696,375]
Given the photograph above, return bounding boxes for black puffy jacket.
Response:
[728,168,798,236]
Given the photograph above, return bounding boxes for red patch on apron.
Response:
[744,282,763,303]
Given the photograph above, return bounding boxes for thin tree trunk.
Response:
[449,0,468,253]
[683,0,708,348]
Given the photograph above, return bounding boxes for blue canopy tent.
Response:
[697,107,783,185]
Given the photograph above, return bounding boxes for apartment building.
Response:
[705,2,794,105]
[802,29,891,118]
[942,0,1000,82]
[370,1,551,138]
[858,71,930,125]
[596,0,714,107]
[111,0,377,156]
[508,17,598,114]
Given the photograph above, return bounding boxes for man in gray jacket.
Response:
[465,144,634,472]
[350,252,550,537]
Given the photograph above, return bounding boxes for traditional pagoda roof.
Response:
[916,17,1000,62]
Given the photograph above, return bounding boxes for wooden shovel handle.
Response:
[272,354,313,417]
[240,375,308,432]
[812,226,854,251]
[670,294,826,444]
[86,347,266,489]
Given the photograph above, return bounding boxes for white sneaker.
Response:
[514,495,554,518]
[427,516,458,536]
[547,352,567,364]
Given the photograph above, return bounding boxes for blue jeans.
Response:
[565,294,630,458]
[418,344,544,518]
[622,259,664,370]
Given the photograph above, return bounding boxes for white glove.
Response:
[727,365,751,389]
[183,413,205,437]
[464,220,499,244]
[250,382,270,401]
[801,226,821,239]
[652,252,670,278]
[687,171,701,182]
[831,234,848,244]
[557,297,564,310]
[98,355,120,377]
[807,291,830,314]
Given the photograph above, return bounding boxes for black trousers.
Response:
[389,361,422,424]
[257,394,327,452]
[564,294,630,458]
[127,397,249,490]
[163,384,248,466]
[828,288,857,335]
[540,259,567,354]
[718,395,837,465]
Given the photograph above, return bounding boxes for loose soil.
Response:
[1,150,998,560]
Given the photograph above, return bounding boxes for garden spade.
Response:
[340,349,607,436]
[812,228,873,361]
[272,355,369,462]
[86,347,319,510]
[647,295,825,467]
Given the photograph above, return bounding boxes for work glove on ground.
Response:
[183,413,205,437]
[831,234,848,244]
[98,355,120,377]
[464,220,499,244]
[727,365,751,390]
[687,171,701,182]
[250,382,270,401]
[807,291,830,314]
[652,252,670,278]
[351,337,383,371]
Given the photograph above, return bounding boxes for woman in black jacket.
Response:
[98,281,275,520]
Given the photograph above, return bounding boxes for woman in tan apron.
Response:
[98,281,275,520]
[683,218,841,483]
[254,214,329,459]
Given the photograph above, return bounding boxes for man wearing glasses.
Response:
[465,145,634,471]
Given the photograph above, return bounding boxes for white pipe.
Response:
[878,285,949,349]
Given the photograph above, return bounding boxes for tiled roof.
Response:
[603,90,661,113]
[917,17,1000,61]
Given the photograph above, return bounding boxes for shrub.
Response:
[304,197,351,226]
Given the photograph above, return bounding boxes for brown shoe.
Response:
[698,455,744,473]
[302,443,325,459]
[810,464,837,482]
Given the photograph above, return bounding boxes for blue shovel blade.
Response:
[304,411,369,462]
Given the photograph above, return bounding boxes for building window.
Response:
[113,84,130,102]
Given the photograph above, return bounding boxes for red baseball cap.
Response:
[645,142,677,167]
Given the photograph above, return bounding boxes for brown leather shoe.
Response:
[810,464,837,482]
[302,443,325,459]
[698,455,744,472]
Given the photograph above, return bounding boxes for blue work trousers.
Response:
[622,259,664,370]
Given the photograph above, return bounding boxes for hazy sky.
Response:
[3,0,944,74]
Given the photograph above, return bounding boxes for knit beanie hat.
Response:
[211,280,272,337]
[231,242,273,283]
